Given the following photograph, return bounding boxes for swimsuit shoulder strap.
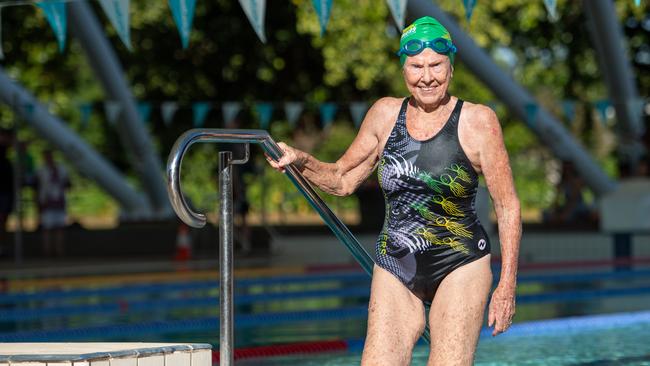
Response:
[448,98,464,131]
[396,97,410,126]
[382,97,411,154]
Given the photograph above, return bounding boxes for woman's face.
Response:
[402,49,453,108]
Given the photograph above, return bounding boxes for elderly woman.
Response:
[267,16,520,365]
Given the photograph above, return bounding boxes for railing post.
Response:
[164,130,409,349]
[218,150,234,366]
[217,144,248,365]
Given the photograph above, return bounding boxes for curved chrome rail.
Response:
[166,128,375,275]
[167,128,432,346]
[167,129,268,228]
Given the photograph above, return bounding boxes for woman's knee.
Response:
[362,325,421,366]
[366,297,425,341]
[363,268,426,364]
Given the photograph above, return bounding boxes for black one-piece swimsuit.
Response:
[375,97,490,304]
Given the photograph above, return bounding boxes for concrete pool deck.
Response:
[0,343,211,366]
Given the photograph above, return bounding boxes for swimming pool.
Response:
[236,310,650,365]
[1,263,650,364]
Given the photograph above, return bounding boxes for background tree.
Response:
[0,0,647,224]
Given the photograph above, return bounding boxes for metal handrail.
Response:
[166,128,433,357]
[167,128,375,275]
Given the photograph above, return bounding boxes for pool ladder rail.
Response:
[166,128,430,365]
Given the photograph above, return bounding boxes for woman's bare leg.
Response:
[361,265,426,366]
[427,255,493,366]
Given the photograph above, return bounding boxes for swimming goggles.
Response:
[396,37,457,57]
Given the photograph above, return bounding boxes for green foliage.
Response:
[179,144,220,213]
[295,0,403,93]
[503,123,556,210]
[1,0,648,224]
[67,176,119,217]
[245,120,359,218]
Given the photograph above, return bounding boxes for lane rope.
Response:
[3,268,650,305]
[2,285,650,332]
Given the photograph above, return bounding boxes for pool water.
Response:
[238,312,650,365]
[2,266,650,364]
[473,323,650,365]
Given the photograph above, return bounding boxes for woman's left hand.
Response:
[487,282,516,336]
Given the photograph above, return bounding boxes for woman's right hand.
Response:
[265,142,305,173]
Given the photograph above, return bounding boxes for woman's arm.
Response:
[268,98,394,196]
[474,106,521,336]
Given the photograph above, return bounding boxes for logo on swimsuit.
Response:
[478,239,486,250]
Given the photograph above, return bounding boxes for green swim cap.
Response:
[399,16,455,66]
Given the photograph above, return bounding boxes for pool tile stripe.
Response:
[212,340,348,361]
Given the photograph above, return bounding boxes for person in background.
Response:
[36,149,70,257]
[0,129,14,256]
